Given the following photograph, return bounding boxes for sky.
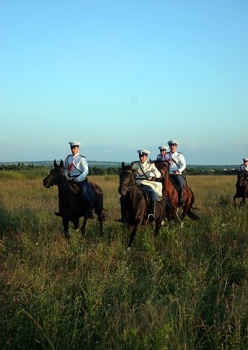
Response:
[1,0,248,165]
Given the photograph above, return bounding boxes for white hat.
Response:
[168,140,179,146]
[243,158,248,162]
[158,145,168,151]
[137,149,150,156]
[69,141,81,147]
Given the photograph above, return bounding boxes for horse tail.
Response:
[186,188,200,221]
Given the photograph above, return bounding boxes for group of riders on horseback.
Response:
[54,140,248,224]
[119,139,187,223]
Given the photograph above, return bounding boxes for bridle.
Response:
[119,169,137,193]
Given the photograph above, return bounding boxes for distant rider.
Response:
[165,140,186,205]
[157,145,168,161]
[239,158,248,172]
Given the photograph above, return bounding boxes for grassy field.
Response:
[0,170,248,350]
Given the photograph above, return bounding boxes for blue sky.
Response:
[1,0,247,165]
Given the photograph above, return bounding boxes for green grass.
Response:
[0,171,248,349]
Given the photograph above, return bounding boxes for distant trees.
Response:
[0,163,239,176]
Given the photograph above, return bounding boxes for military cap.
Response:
[158,145,168,151]
[168,140,179,146]
[137,149,150,156]
[69,141,81,147]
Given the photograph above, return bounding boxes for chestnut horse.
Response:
[233,170,248,208]
[155,161,199,223]
[43,160,105,238]
[118,162,166,250]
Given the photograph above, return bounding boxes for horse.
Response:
[155,161,199,223]
[43,160,105,238]
[118,162,166,250]
[233,170,248,208]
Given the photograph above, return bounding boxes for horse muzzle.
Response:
[118,186,127,196]
[43,178,51,188]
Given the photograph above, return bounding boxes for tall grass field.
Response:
[0,169,247,349]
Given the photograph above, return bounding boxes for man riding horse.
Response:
[164,139,186,205]
[119,149,162,223]
[239,158,248,172]
[55,141,94,219]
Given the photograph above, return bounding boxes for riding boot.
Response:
[179,187,185,206]
[148,201,156,222]
[86,201,94,219]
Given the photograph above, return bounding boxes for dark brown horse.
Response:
[233,170,248,208]
[155,161,199,223]
[43,160,105,238]
[118,162,166,250]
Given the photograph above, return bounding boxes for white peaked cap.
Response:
[168,140,179,146]
[137,149,150,155]
[69,141,81,147]
[158,145,168,151]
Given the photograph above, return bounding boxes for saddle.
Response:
[139,187,151,205]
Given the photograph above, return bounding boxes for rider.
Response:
[165,140,186,205]
[157,146,168,161]
[56,141,94,218]
[131,149,163,221]
[239,158,248,172]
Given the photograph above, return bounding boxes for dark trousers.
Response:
[138,184,160,201]
[78,180,94,202]
[170,174,186,189]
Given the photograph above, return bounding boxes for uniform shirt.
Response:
[157,154,167,161]
[132,160,162,197]
[239,164,248,171]
[64,152,89,182]
[132,160,161,185]
[165,151,186,174]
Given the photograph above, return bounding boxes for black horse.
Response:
[43,160,105,238]
[234,170,248,208]
[118,162,166,250]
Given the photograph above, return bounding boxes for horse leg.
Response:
[73,218,79,230]
[233,195,238,207]
[94,193,104,235]
[127,226,138,251]
[62,217,70,239]
[239,197,245,209]
[80,217,87,235]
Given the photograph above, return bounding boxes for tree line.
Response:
[0,162,239,175]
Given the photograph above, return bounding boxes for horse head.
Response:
[155,161,169,178]
[118,162,136,195]
[43,159,66,188]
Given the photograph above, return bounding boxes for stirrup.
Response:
[147,213,156,222]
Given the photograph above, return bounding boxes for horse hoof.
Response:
[126,247,132,253]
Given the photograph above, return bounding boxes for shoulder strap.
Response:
[169,152,179,166]
[138,165,149,180]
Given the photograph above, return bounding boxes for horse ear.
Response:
[60,160,63,168]
[54,160,57,167]
[122,162,125,168]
